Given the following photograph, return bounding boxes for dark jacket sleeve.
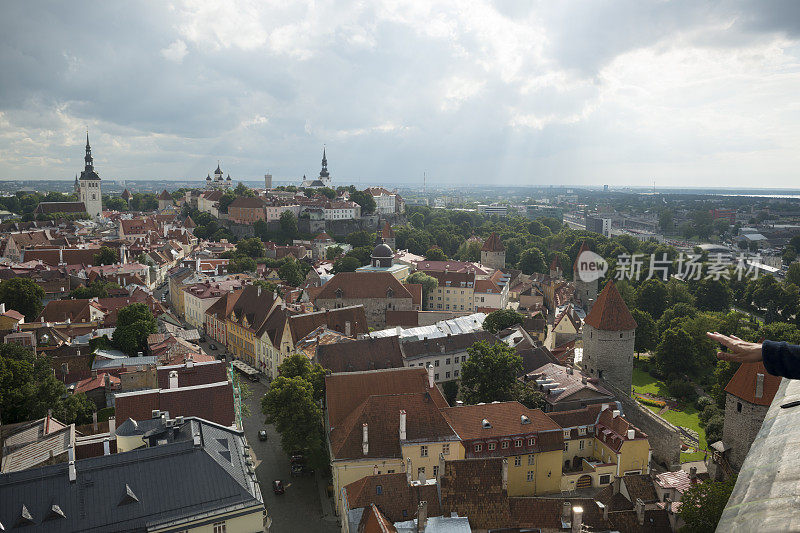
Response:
[762,340,800,379]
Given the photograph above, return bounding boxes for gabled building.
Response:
[315,272,414,328]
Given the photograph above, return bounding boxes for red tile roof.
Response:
[573,241,591,273]
[481,232,504,252]
[156,360,228,389]
[325,367,448,430]
[358,504,397,533]
[725,361,781,406]
[344,473,440,523]
[316,272,413,300]
[583,280,637,331]
[317,336,404,373]
[75,372,120,393]
[114,381,235,427]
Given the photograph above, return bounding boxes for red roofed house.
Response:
[581,280,637,394]
[480,232,505,269]
[74,371,121,409]
[315,272,413,328]
[720,361,782,470]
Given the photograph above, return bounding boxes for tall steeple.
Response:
[319,147,329,178]
[84,132,93,170]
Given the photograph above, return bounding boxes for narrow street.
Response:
[240,377,339,533]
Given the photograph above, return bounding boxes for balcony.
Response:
[717,377,800,531]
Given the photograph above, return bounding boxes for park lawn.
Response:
[632,367,668,397]
[647,405,708,463]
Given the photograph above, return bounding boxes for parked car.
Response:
[272,480,285,495]
[291,463,314,476]
[258,430,268,441]
[290,454,305,465]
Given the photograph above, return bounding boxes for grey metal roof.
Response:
[92,356,157,370]
[0,419,262,532]
[717,378,800,532]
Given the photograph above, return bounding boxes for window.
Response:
[461,356,467,363]
[454,370,459,377]
[527,471,535,482]
[376,485,383,494]
[213,523,226,533]
[564,442,569,451]
[501,441,509,449]
[488,442,496,451]
[599,474,611,484]
[418,467,425,478]
[515,439,522,447]
[442,443,450,455]
[563,429,570,439]
[514,456,521,467]
[445,358,451,365]
[433,465,439,477]
[579,440,585,450]
[435,373,439,380]
[474,444,482,452]
[578,426,586,436]
[599,370,604,379]
[528,437,535,446]
[434,360,440,367]
[420,445,428,457]
[387,469,395,473]
[402,510,408,518]
[737,402,742,412]
[445,371,451,379]
[528,454,535,465]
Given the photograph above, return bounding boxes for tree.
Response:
[483,309,525,334]
[261,376,327,470]
[636,279,669,319]
[653,327,697,377]
[694,278,731,312]
[787,263,800,288]
[658,209,674,234]
[279,210,298,243]
[252,279,282,297]
[326,246,345,260]
[407,272,438,303]
[318,187,336,199]
[236,238,266,258]
[218,190,237,213]
[410,212,425,228]
[112,303,157,355]
[234,182,255,197]
[518,247,546,275]
[350,190,376,214]
[512,382,545,409]
[630,309,656,355]
[333,256,361,273]
[460,341,523,404]
[228,256,257,273]
[92,246,119,266]
[346,230,372,248]
[425,246,447,261]
[105,197,128,211]
[69,280,120,299]
[278,257,304,286]
[0,277,45,321]
[277,354,325,402]
[0,343,94,425]
[679,477,736,533]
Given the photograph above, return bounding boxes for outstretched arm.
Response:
[706,332,800,379]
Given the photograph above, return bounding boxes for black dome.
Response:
[372,243,393,258]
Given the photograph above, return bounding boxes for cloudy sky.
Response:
[1,1,799,187]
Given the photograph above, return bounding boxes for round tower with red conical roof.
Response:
[480,232,505,269]
[581,279,637,394]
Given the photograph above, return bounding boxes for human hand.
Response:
[706,332,763,363]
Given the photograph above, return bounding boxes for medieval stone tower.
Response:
[581,279,637,394]
[480,232,505,269]
[572,241,598,311]
[78,133,102,219]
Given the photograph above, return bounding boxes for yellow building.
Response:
[549,403,652,492]
[325,367,455,516]
[440,401,565,497]
[223,284,286,372]
[426,271,476,312]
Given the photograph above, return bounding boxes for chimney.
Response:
[91,369,98,379]
[92,411,98,432]
[169,370,179,389]
[438,452,445,480]
[417,501,428,533]
[104,373,110,387]
[627,429,635,439]
[399,410,407,441]
[362,423,369,455]
[612,476,621,495]
[103,438,111,456]
[345,320,351,337]
[108,416,116,436]
[635,498,645,526]
[418,469,426,484]
[612,409,620,418]
[0,303,4,314]
[193,432,201,447]
[598,501,608,521]
[581,376,588,385]
[502,457,508,490]
[186,356,194,369]
[756,373,764,399]
[664,496,672,515]
[68,447,76,482]
[689,466,697,481]
[373,464,378,476]
[427,364,434,388]
[406,457,413,484]
[396,325,402,336]
[571,505,584,533]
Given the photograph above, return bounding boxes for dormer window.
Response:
[335,288,343,298]
[563,429,570,439]
[386,288,394,298]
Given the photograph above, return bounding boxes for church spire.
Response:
[319,146,329,178]
[84,131,93,169]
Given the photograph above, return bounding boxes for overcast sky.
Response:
[1,1,799,187]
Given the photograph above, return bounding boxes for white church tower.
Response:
[78,133,102,219]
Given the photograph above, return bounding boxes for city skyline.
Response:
[1,1,799,186]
